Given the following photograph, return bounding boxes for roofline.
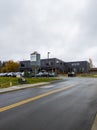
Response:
[41,58,66,62]
[66,60,89,63]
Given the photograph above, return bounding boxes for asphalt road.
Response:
[0,77,97,130]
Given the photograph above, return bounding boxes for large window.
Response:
[46,63,49,66]
[72,63,80,66]
[31,55,36,61]
[21,63,25,67]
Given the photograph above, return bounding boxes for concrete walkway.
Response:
[0,82,50,94]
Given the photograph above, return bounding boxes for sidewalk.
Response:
[0,82,50,94]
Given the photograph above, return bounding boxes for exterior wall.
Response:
[30,52,41,74]
[19,60,32,72]
[30,52,40,66]
[54,59,66,73]
[40,58,66,74]
[66,61,90,73]
[19,59,90,74]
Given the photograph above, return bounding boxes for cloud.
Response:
[0,0,97,66]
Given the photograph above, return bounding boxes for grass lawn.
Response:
[77,73,97,78]
[0,77,60,88]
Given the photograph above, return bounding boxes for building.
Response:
[30,51,40,67]
[30,51,41,74]
[66,61,90,73]
[40,58,66,74]
[19,59,90,74]
[19,58,66,74]
[19,60,32,72]
[19,51,41,74]
[19,51,90,74]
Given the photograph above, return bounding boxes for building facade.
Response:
[40,58,66,74]
[66,61,90,73]
[19,53,90,74]
[30,51,40,67]
[30,51,41,74]
[19,60,32,72]
[19,51,41,73]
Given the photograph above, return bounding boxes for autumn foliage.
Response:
[0,60,19,72]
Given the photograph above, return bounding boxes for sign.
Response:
[72,63,80,66]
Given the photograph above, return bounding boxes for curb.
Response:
[0,82,50,94]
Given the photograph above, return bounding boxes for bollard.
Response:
[10,82,12,87]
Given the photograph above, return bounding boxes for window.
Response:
[21,63,25,67]
[46,63,49,66]
[72,63,80,66]
[51,62,53,65]
[56,60,59,64]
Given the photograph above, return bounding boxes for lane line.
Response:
[0,85,74,112]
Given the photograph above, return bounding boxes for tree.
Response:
[1,60,19,72]
[6,60,19,72]
[0,61,6,73]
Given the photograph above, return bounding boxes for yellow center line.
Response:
[0,85,74,112]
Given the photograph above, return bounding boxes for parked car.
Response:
[36,72,43,77]
[36,72,56,77]
[7,72,16,77]
[68,72,76,77]
[48,72,56,77]
[0,72,24,77]
[0,73,6,77]
[36,72,48,77]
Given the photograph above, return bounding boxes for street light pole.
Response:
[47,52,50,59]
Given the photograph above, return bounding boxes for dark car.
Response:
[68,72,76,77]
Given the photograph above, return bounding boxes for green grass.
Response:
[0,77,59,88]
[77,73,97,78]
[0,77,18,88]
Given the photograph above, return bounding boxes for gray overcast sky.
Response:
[0,0,97,66]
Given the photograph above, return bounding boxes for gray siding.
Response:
[40,58,66,74]
[66,61,90,73]
[19,60,32,72]
[19,59,90,73]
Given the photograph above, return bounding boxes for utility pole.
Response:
[47,52,50,59]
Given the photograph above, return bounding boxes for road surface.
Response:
[0,77,97,130]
